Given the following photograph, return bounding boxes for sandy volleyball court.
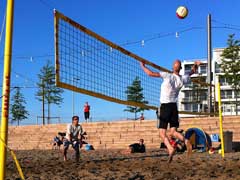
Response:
[6,149,240,180]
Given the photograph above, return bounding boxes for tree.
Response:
[124,76,149,120]
[10,87,29,126]
[220,34,240,115]
[36,61,64,124]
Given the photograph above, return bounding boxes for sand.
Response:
[6,149,240,180]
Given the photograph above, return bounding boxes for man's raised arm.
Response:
[189,60,201,76]
[140,62,161,77]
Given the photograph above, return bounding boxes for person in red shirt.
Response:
[84,102,90,122]
[139,113,144,120]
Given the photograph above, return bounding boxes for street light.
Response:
[72,77,80,116]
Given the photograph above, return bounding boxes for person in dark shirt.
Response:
[129,139,146,153]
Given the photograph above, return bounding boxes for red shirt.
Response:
[170,139,177,148]
[84,105,90,112]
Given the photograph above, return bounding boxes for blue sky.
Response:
[0,0,240,125]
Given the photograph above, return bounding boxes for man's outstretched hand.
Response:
[194,60,201,66]
[190,61,202,75]
[140,62,146,68]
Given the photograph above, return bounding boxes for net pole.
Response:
[0,0,14,179]
[0,137,25,180]
[216,76,225,158]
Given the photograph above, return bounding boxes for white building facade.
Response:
[178,48,240,116]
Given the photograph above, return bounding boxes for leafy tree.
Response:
[220,34,240,115]
[124,76,149,120]
[10,87,29,126]
[36,61,64,124]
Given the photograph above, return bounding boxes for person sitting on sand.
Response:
[52,132,66,150]
[63,116,86,162]
[123,139,146,154]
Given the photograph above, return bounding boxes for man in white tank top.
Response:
[63,116,84,162]
[140,59,200,162]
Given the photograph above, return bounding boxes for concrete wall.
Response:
[7,116,240,150]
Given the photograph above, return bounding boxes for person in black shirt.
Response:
[129,139,146,153]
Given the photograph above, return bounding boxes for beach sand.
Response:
[6,149,240,180]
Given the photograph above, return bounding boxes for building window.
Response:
[200,65,207,74]
[193,104,198,112]
[235,91,240,98]
[184,91,192,101]
[223,104,234,113]
[184,91,199,102]
[184,104,191,111]
[219,76,228,86]
[185,65,192,74]
[199,90,207,101]
[183,81,193,88]
[215,62,221,73]
[226,90,232,98]
[237,105,240,112]
[221,90,232,99]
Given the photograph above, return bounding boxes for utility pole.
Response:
[207,14,213,114]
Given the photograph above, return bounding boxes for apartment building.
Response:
[178,48,240,116]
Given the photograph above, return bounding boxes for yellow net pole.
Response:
[0,0,14,179]
[0,137,25,180]
[217,77,225,158]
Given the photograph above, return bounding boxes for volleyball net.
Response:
[54,10,217,115]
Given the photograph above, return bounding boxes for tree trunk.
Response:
[135,108,137,120]
[235,89,238,115]
[48,102,50,124]
[42,79,45,125]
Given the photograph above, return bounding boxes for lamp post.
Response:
[207,14,213,114]
[72,78,80,116]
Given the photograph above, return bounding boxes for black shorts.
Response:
[84,112,90,120]
[158,103,179,129]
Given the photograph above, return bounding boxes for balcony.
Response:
[220,82,230,86]
[182,85,208,91]
[221,95,233,99]
[181,97,207,103]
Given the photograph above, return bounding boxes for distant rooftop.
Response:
[182,58,207,63]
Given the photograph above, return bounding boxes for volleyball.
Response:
[176,6,188,19]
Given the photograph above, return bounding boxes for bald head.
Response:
[173,59,182,74]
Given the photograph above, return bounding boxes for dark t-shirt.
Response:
[185,129,195,140]
[129,143,146,153]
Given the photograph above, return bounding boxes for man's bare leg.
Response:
[160,129,175,163]
[185,140,192,158]
[63,148,68,161]
[170,127,184,141]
